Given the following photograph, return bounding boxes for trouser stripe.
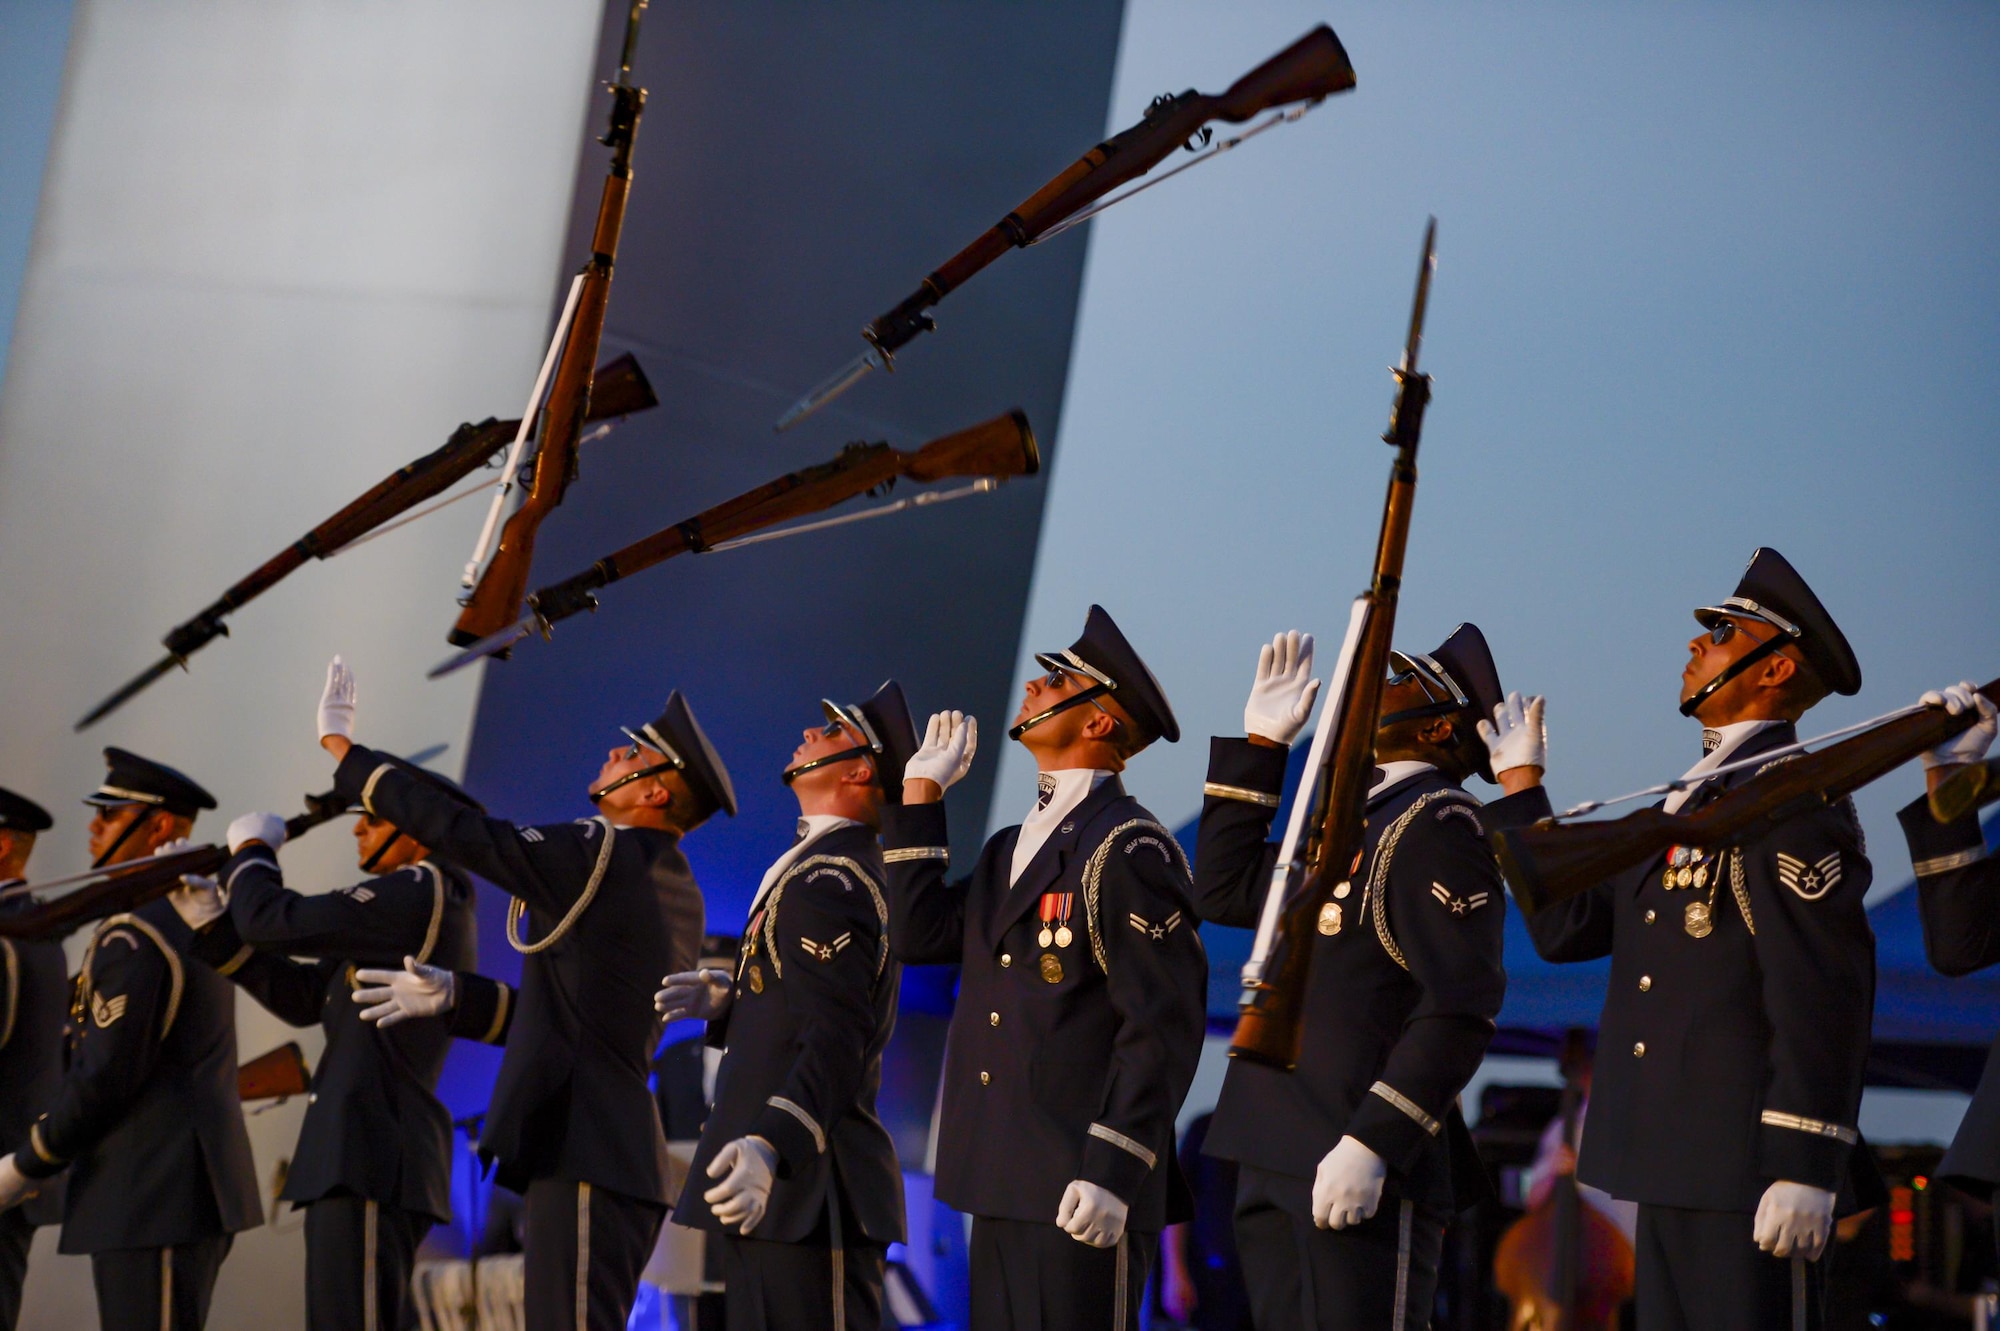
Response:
[363,1200,379,1331]
[575,1182,592,1330]
[1112,1232,1129,1330]
[159,1246,172,1331]
[1391,1200,1413,1331]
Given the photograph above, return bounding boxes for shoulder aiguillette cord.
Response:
[1550,703,1928,820]
[775,25,1355,431]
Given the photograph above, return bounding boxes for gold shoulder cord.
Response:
[1729,848,1756,935]
[414,861,446,965]
[1363,790,1478,973]
[760,855,890,980]
[76,913,185,1037]
[508,819,616,955]
[0,940,17,1050]
[1082,819,1192,976]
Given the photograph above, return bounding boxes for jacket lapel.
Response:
[990,777,1127,941]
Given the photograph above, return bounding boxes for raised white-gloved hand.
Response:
[1312,1135,1387,1230]
[168,872,226,930]
[226,812,288,854]
[1753,1180,1835,1260]
[903,711,978,792]
[1056,1179,1129,1248]
[352,956,456,1027]
[1244,630,1321,745]
[703,1136,777,1233]
[0,1156,35,1212]
[1921,681,1998,770]
[318,655,358,742]
[1477,692,1548,776]
[655,968,734,1022]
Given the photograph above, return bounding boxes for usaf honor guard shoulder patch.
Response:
[1776,851,1842,900]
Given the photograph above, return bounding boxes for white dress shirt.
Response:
[1009,769,1114,886]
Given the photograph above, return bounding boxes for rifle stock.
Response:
[864,27,1355,361]
[524,410,1038,630]
[1495,677,2000,916]
[75,354,656,731]
[1231,223,1436,1070]
[0,787,347,941]
[239,1042,311,1103]
[451,3,649,647]
[1932,755,2000,825]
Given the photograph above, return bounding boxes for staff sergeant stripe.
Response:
[1760,1110,1858,1144]
[883,846,949,864]
[1203,781,1281,808]
[1087,1122,1157,1169]
[1370,1081,1442,1136]
[1914,847,1987,876]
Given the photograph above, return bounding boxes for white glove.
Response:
[1753,1179,1835,1260]
[1477,692,1548,775]
[318,655,357,742]
[0,1156,35,1212]
[226,812,288,854]
[352,956,456,1027]
[1312,1135,1387,1230]
[1921,681,1997,770]
[703,1136,777,1233]
[1056,1179,1129,1248]
[1243,630,1320,745]
[903,711,978,792]
[655,968,734,1022]
[168,873,226,930]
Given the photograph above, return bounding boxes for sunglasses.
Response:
[1704,618,1770,648]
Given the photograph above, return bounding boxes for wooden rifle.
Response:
[1932,755,2000,825]
[1230,222,1436,1070]
[451,0,650,647]
[238,1041,311,1104]
[0,787,348,941]
[75,353,656,730]
[1494,677,2000,916]
[432,410,1041,675]
[777,25,1357,429]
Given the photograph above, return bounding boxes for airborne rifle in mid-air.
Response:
[776,25,1357,430]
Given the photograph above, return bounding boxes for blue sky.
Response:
[997,0,2000,901]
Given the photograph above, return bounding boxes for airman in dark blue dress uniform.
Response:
[170,753,481,1331]
[1520,549,1876,1331]
[881,605,1209,1331]
[1191,623,1551,1330]
[0,750,261,1331]
[327,662,731,1331]
[0,789,62,1331]
[660,680,920,1330]
[1893,683,2000,1232]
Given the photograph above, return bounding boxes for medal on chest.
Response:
[1037,891,1075,950]
[1663,847,1724,938]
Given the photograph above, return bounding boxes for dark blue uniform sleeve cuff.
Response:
[1898,794,1988,875]
[880,801,950,852]
[749,1099,824,1175]
[1483,783,1554,833]
[449,973,513,1045]
[1204,737,1289,803]
[1758,1117,1853,1191]
[185,914,251,973]
[1080,1123,1160,1204]
[1345,1083,1444,1178]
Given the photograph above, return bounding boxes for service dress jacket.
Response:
[333,745,703,1205]
[880,776,1207,1233]
[675,824,904,1247]
[14,898,261,1252]
[1898,793,2000,1191]
[184,849,477,1222]
[1192,741,1548,1216]
[1522,723,1875,1212]
[0,887,69,1228]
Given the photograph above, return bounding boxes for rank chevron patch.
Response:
[1775,851,1842,900]
[1127,910,1182,941]
[90,991,128,1028]
[799,933,852,963]
[1430,883,1491,916]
